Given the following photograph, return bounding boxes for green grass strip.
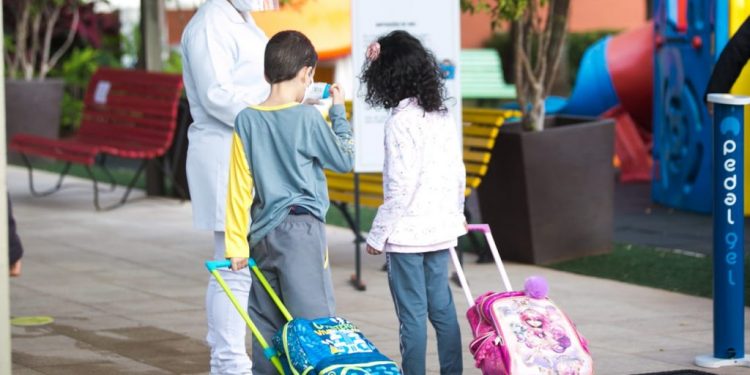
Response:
[548,244,749,305]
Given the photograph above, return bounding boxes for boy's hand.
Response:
[229,257,248,271]
[366,244,383,255]
[330,83,345,105]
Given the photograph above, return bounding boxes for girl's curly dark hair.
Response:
[360,30,447,113]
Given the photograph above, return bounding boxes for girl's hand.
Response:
[366,244,383,255]
[229,257,248,271]
[330,83,345,106]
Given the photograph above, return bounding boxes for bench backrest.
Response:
[78,68,184,155]
[463,107,518,190]
[461,49,516,100]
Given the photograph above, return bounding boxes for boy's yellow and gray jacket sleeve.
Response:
[224,132,254,258]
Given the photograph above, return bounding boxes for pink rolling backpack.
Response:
[450,224,594,374]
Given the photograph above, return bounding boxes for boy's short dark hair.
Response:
[265,30,318,84]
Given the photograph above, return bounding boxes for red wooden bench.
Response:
[9,68,184,210]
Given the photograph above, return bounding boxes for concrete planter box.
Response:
[5,79,64,164]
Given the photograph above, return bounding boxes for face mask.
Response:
[231,0,279,12]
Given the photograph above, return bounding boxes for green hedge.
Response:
[483,29,620,91]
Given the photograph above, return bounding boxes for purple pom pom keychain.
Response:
[524,275,549,299]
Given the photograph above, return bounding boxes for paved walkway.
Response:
[7,166,750,374]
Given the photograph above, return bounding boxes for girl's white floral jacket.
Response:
[366,98,468,252]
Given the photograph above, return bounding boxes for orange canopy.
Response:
[252,0,351,61]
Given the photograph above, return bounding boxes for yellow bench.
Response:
[326,105,518,284]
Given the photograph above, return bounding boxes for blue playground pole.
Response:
[695,94,750,369]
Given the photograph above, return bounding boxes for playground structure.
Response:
[558,22,654,183]
[650,0,750,216]
[728,0,750,215]
[651,0,715,214]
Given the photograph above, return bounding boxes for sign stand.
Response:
[349,173,366,291]
[695,93,750,369]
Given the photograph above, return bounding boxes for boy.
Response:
[223,30,353,373]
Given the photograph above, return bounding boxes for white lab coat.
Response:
[182,0,270,231]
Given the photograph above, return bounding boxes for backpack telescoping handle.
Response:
[205,260,286,375]
[449,224,513,307]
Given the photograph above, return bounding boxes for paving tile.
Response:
[12,363,47,375]
[31,361,168,375]
[590,350,680,374]
[10,285,96,318]
[13,334,120,367]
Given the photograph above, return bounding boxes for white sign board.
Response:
[351,0,462,172]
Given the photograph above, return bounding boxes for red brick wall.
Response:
[569,0,647,32]
[459,0,648,48]
[461,11,494,48]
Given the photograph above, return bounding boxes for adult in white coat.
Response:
[181,0,270,373]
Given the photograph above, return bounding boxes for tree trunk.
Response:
[14,1,31,80]
[528,85,545,131]
[550,42,570,95]
[543,0,571,95]
[510,0,570,131]
[43,7,78,80]
[27,11,42,80]
[513,19,527,125]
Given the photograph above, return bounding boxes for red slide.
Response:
[607,23,654,182]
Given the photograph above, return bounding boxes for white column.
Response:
[141,0,166,71]
[140,0,167,195]
[0,2,11,374]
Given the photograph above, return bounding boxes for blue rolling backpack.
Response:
[206,260,401,374]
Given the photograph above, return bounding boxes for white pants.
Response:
[206,231,253,374]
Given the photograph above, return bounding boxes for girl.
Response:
[362,30,467,375]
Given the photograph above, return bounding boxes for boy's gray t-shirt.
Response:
[233,103,353,247]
